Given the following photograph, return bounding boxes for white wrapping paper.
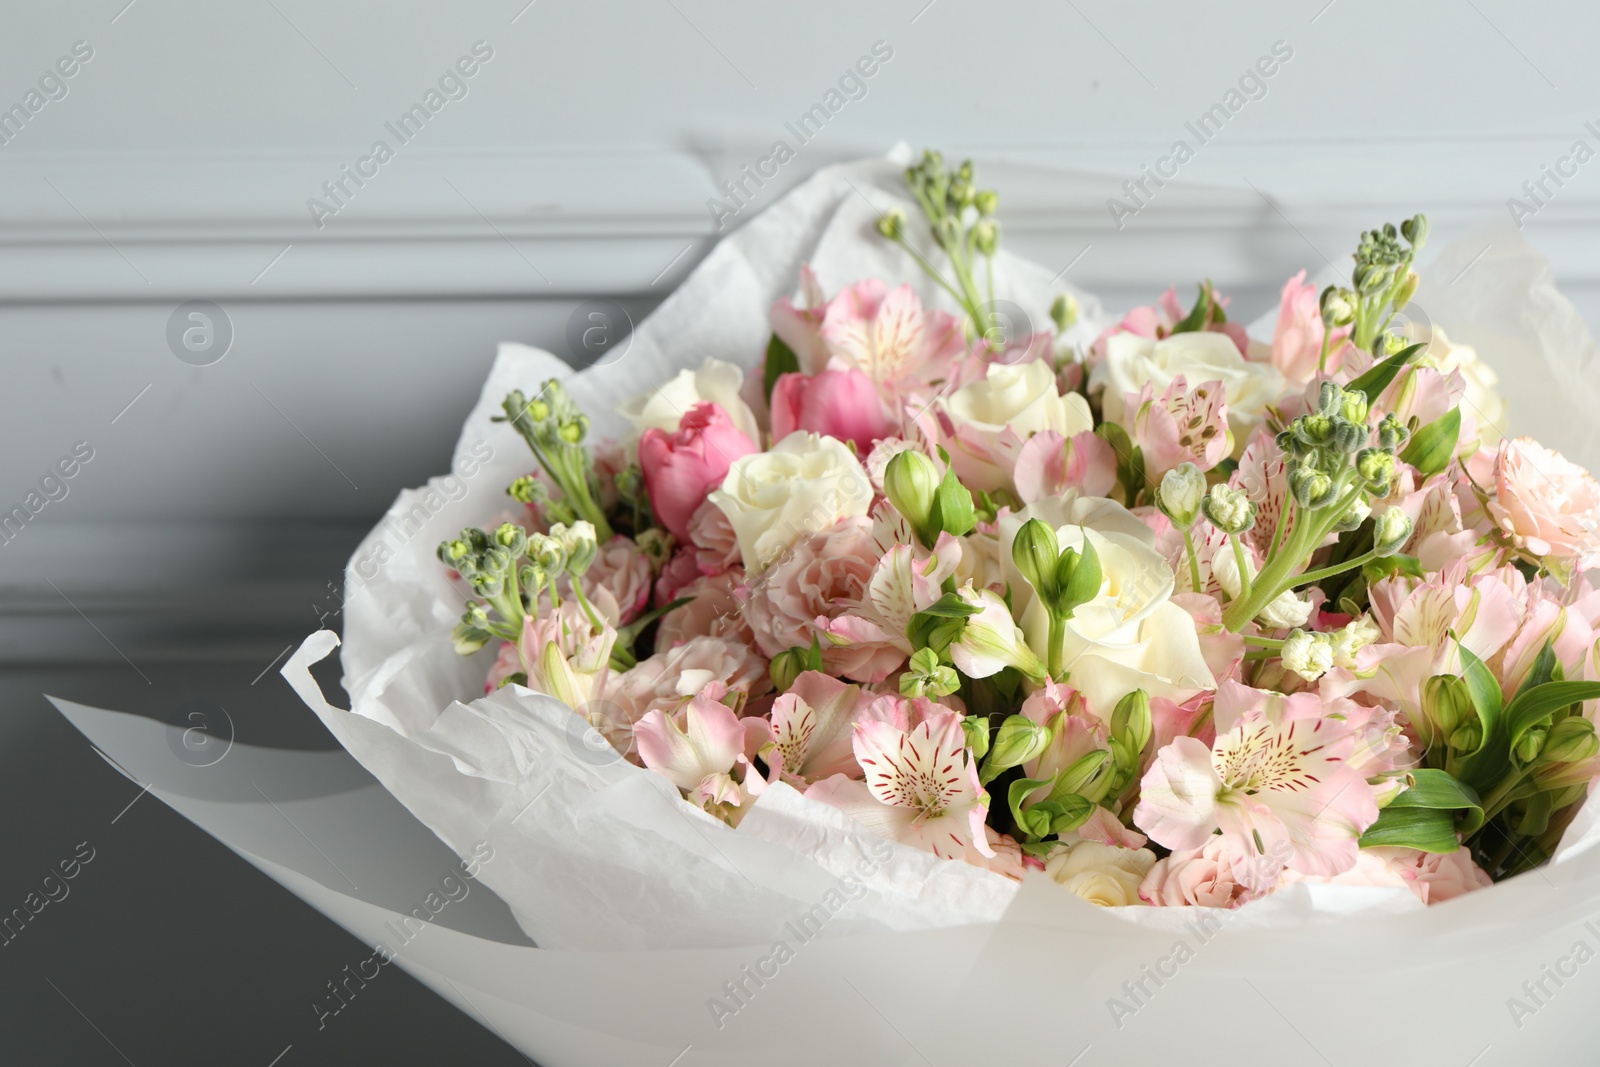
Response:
[52,151,1600,1063]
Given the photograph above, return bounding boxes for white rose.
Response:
[618,357,761,445]
[1044,841,1156,907]
[1419,326,1506,444]
[709,432,873,570]
[940,360,1094,491]
[1092,331,1285,446]
[999,494,1215,716]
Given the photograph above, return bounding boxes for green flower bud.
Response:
[876,208,907,240]
[1293,413,1338,450]
[1316,380,1345,416]
[1011,519,1061,604]
[1371,508,1414,555]
[493,521,528,557]
[974,189,998,217]
[884,449,940,540]
[451,618,493,655]
[1288,467,1337,509]
[1357,448,1396,492]
[1354,261,1392,294]
[1517,726,1548,765]
[529,533,567,575]
[1340,389,1370,425]
[1377,413,1410,452]
[984,715,1051,776]
[1401,214,1429,249]
[1056,749,1114,803]
[901,647,961,699]
[1450,719,1483,753]
[1332,419,1366,454]
[1156,463,1206,529]
[635,527,673,570]
[1380,331,1409,357]
[1392,270,1419,309]
[554,520,599,577]
[972,220,999,256]
[1540,717,1600,765]
[1421,674,1471,750]
[507,475,543,505]
[934,216,962,250]
[1110,689,1152,757]
[519,563,546,601]
[769,647,810,693]
[961,715,991,760]
[1202,484,1257,534]
[949,180,975,208]
[1319,286,1356,328]
[1049,293,1079,334]
[438,537,473,566]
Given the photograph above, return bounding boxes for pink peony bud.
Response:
[769,368,896,453]
[638,402,757,542]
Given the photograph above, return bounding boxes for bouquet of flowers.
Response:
[432,149,1600,911]
[62,148,1600,1065]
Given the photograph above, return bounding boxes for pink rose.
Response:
[769,368,896,453]
[638,402,757,542]
[1487,437,1600,571]
[744,516,893,682]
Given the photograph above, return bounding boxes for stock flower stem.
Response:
[1230,534,1252,600]
[1182,528,1203,593]
[1290,549,1379,590]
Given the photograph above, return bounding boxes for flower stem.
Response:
[1182,528,1203,594]
[1047,614,1065,681]
[1229,534,1252,601]
[1289,548,1380,590]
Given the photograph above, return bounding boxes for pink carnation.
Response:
[1487,436,1600,572]
[744,516,895,682]
[655,571,755,650]
[1140,836,1255,908]
[579,535,654,624]
[600,635,771,752]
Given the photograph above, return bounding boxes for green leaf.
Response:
[1358,806,1462,853]
[1041,795,1095,836]
[1382,767,1485,836]
[1344,342,1427,401]
[1007,775,1057,838]
[929,446,977,538]
[1399,408,1461,475]
[1450,641,1507,790]
[1170,283,1214,334]
[1505,681,1600,758]
[1058,536,1103,619]
[1361,553,1425,584]
[762,333,800,405]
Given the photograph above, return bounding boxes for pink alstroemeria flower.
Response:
[635,690,766,817]
[764,671,870,786]
[1126,374,1230,479]
[1133,680,1380,892]
[818,279,966,391]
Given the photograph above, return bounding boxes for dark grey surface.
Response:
[0,655,531,1066]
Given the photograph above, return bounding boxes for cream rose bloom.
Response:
[618,357,761,445]
[709,432,873,571]
[940,360,1094,491]
[999,494,1215,716]
[1044,841,1156,907]
[1417,326,1506,443]
[1093,331,1285,445]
